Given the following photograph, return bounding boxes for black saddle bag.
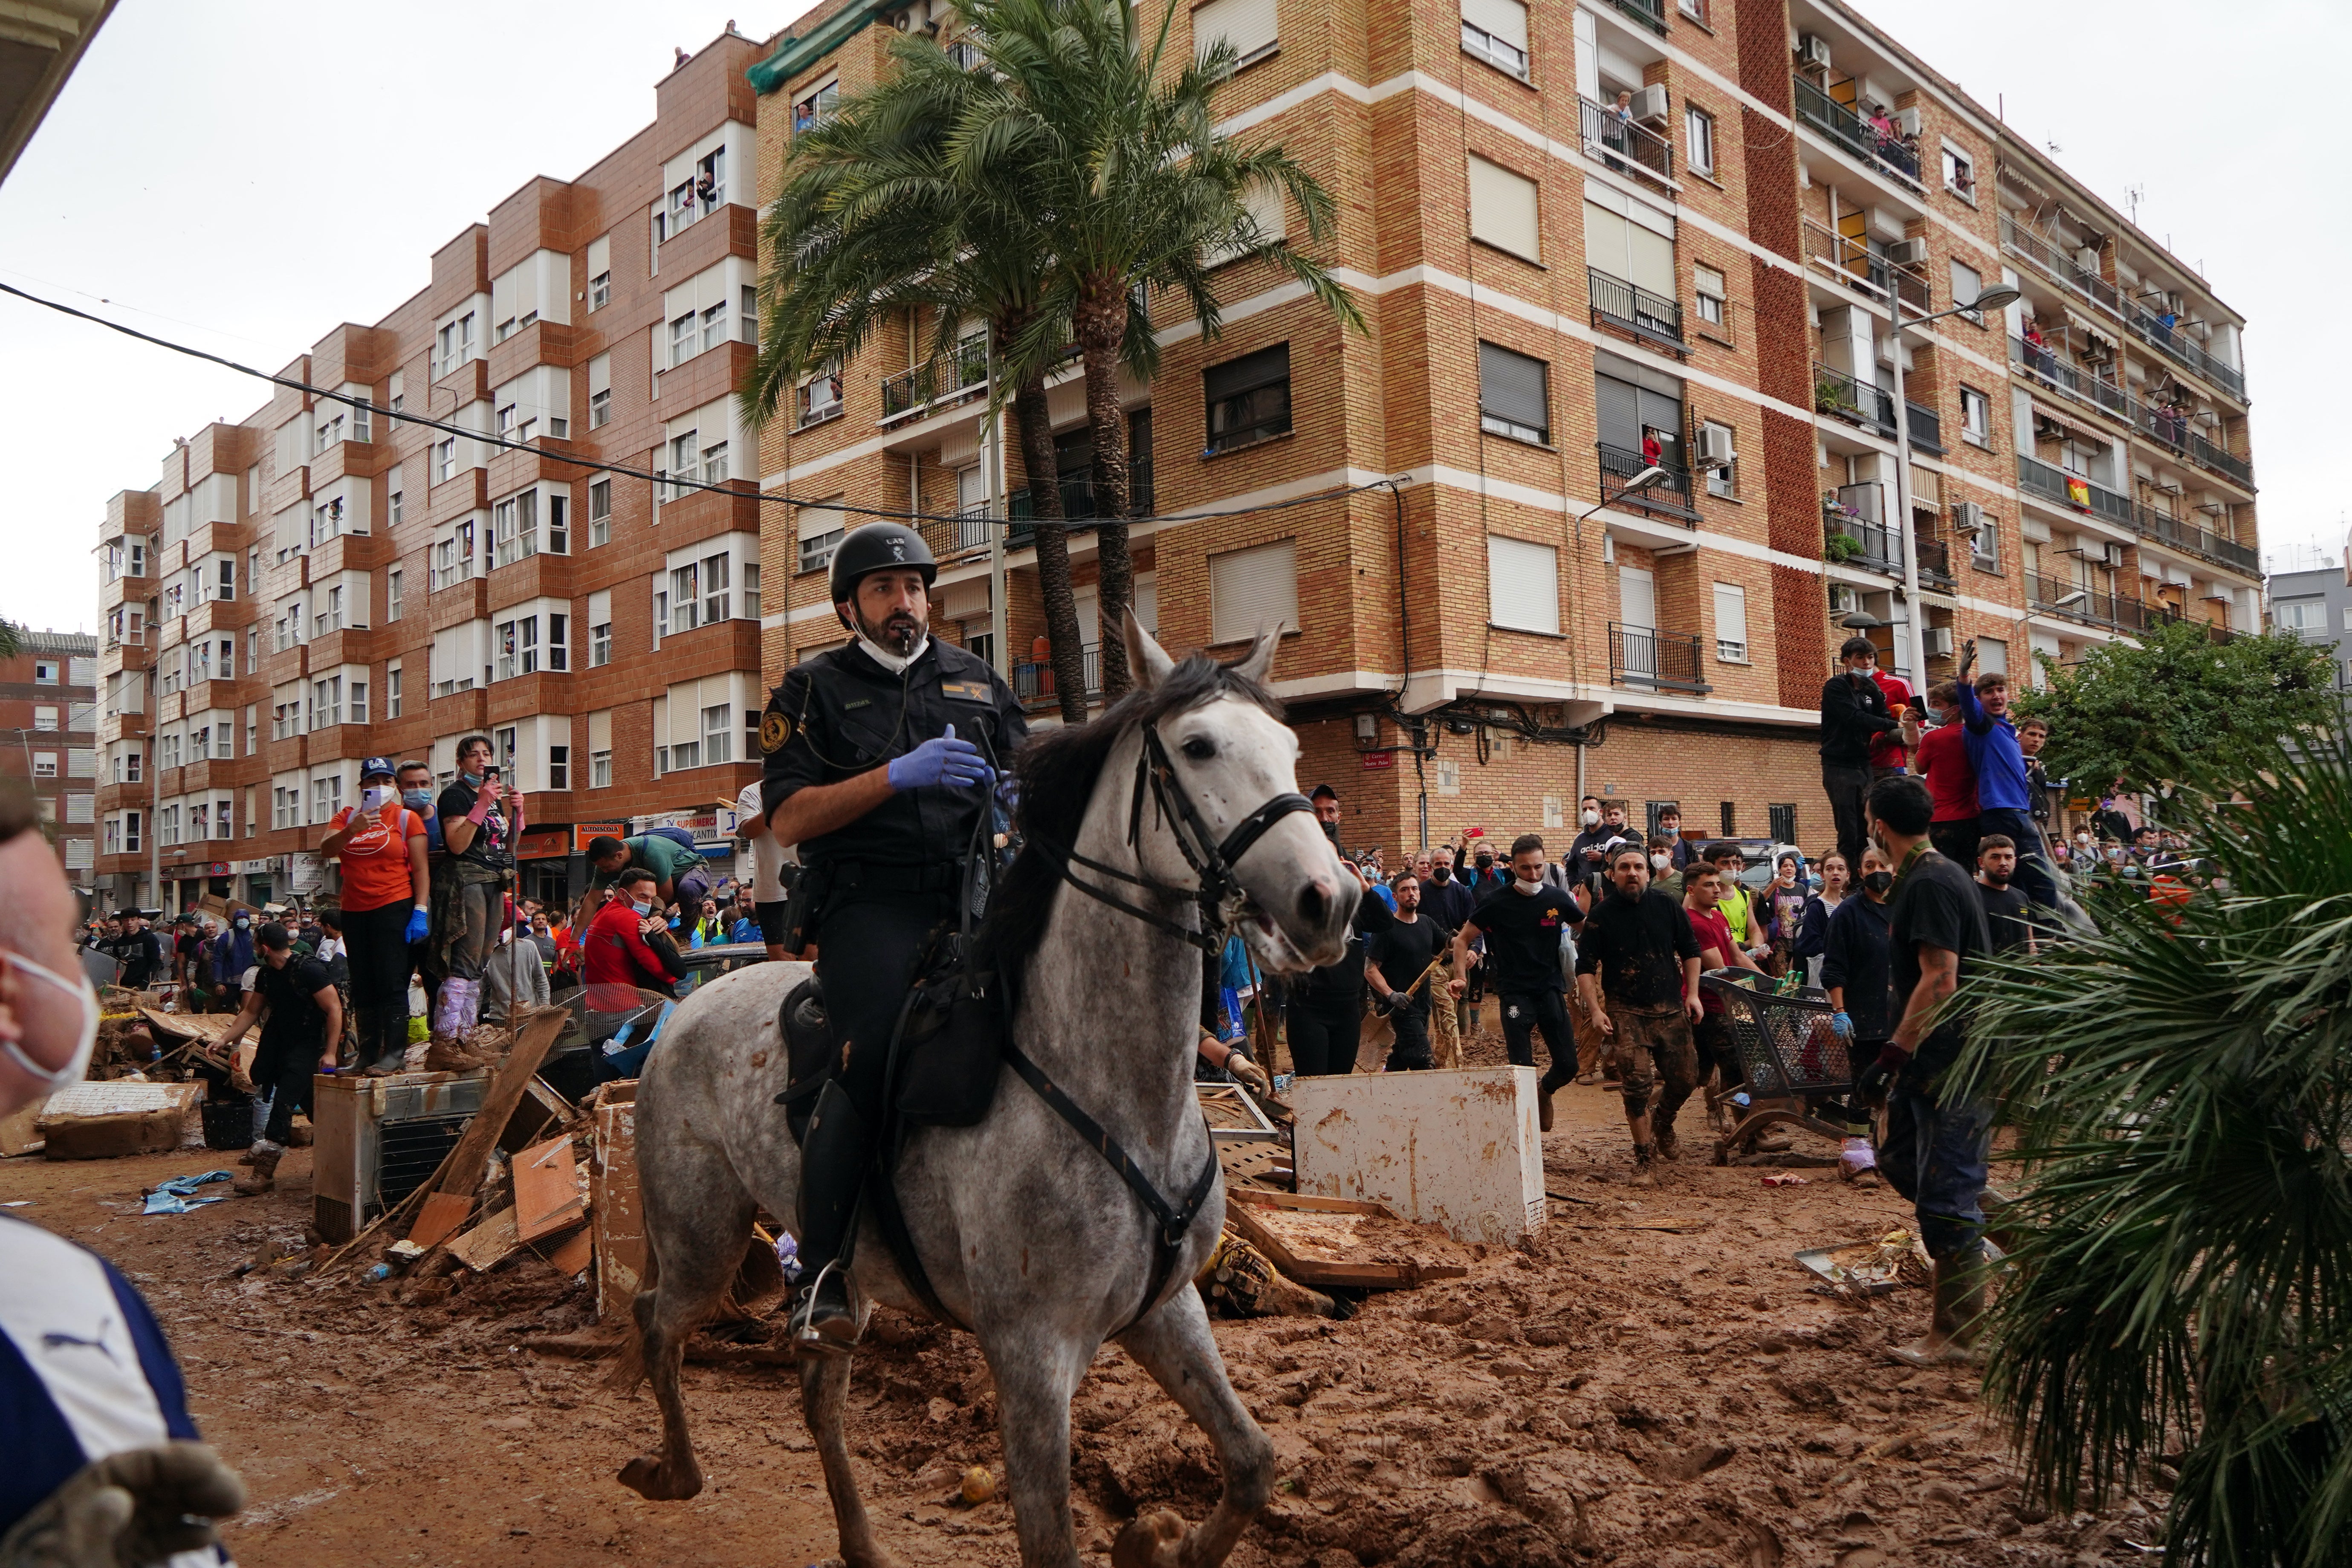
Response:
[775,976,833,1143]
[893,930,1007,1128]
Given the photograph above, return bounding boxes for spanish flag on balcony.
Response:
[2066,477,2092,511]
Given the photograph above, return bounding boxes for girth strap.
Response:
[1003,1041,1221,1331]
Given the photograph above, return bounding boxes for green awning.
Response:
[749,0,891,95]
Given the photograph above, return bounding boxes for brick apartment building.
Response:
[749,0,2261,856]
[91,29,779,914]
[0,630,98,887]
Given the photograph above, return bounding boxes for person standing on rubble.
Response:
[759,522,1027,1353]
[214,922,342,1197]
[318,756,429,1075]
[432,735,522,1037]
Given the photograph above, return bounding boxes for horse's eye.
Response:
[1181,737,1216,761]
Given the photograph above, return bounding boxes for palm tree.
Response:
[746,37,1093,723]
[0,620,19,659]
[947,0,1363,699]
[1957,729,2352,1565]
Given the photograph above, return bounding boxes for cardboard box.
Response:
[1288,1066,1548,1245]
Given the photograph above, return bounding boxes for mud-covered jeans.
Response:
[1878,1087,1993,1260]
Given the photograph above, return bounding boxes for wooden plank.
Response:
[543,1226,594,1277]
[1223,1189,1467,1289]
[514,1134,585,1243]
[408,1190,476,1250]
[425,1005,568,1203]
[1228,1190,1395,1218]
[447,1204,524,1271]
[592,1098,645,1322]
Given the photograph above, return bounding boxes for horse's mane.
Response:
[978,651,1286,987]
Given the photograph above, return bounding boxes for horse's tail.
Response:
[603,1245,662,1394]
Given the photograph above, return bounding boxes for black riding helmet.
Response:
[827,521,937,617]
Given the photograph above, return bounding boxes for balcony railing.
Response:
[1998,214,2122,318]
[1813,362,1896,437]
[1824,494,1901,575]
[2134,504,2260,576]
[1609,623,1710,694]
[1001,454,1153,550]
[1801,220,1929,312]
[1914,533,1955,589]
[1587,267,1685,353]
[1578,97,1672,184]
[2133,402,2254,487]
[1603,0,1667,35]
[1597,443,1699,522]
[1013,643,1101,707]
[2017,453,2134,527]
[2027,570,2156,635]
[2011,335,2134,425]
[879,337,991,424]
[1905,401,1943,455]
[2124,302,2245,403]
[1791,75,1921,186]
[917,505,999,566]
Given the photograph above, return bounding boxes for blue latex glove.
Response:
[888,723,992,791]
[404,907,429,944]
[1830,1010,1853,1041]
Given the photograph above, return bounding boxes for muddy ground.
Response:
[0,1072,2169,1568]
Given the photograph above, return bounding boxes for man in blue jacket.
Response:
[1952,642,2059,912]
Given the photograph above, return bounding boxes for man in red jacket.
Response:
[1869,664,1915,781]
[583,869,675,1013]
[1911,683,1982,867]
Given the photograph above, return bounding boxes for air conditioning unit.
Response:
[1828,583,1862,614]
[1875,337,1914,371]
[1892,107,1922,139]
[1796,33,1832,68]
[1884,237,1928,268]
[1629,84,1670,124]
[1951,500,1985,536]
[2034,415,2068,443]
[1695,424,1736,467]
[312,1069,492,1243]
[1922,627,1955,657]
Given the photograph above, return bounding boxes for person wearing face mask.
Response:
[1820,637,1906,871]
[214,923,343,1197]
[760,521,1028,1351]
[1419,845,1478,1039]
[583,868,681,1013]
[208,910,257,1018]
[319,758,430,1075]
[1449,834,1587,1132]
[1654,805,1695,871]
[431,734,525,1037]
[1645,835,1684,901]
[1574,845,1701,1181]
[0,788,251,1568]
[1822,844,1898,1146]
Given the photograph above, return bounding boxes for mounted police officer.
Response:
[758,521,1027,1349]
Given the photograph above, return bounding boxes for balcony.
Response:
[1998,214,2123,318]
[2011,334,2134,426]
[2017,453,2135,528]
[1905,401,1943,455]
[1603,0,1667,34]
[919,506,1000,569]
[1001,454,1153,549]
[2124,301,2245,403]
[1587,267,1684,355]
[1012,644,1101,710]
[1814,362,1896,438]
[2134,504,2260,576]
[2133,402,2254,488]
[1802,220,1929,312]
[1597,443,1699,523]
[1824,490,1902,576]
[1914,533,1956,590]
[1609,624,1710,694]
[879,337,990,426]
[2027,570,2157,635]
[1578,98,1673,186]
[1792,75,1921,188]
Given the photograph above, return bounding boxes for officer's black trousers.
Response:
[816,890,956,1125]
[1287,986,1363,1076]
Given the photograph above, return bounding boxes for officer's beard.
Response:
[854,606,929,665]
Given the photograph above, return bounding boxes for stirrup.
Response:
[788,1259,860,1359]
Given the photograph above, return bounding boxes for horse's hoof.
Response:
[1111,1510,1185,1568]
[617,1453,703,1501]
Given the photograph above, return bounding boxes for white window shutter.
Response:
[1487,536,1559,633]
[1192,0,1278,63]
[1462,0,1528,52]
[1469,156,1540,262]
[1209,539,1299,645]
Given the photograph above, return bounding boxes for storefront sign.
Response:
[208,862,231,877]
[517,827,572,861]
[287,852,325,896]
[572,822,628,854]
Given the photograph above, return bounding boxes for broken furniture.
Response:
[1223,1190,1468,1289]
[1288,1065,1548,1245]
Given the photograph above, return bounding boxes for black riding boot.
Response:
[790,1080,872,1351]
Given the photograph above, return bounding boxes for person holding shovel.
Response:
[1364,871,1448,1071]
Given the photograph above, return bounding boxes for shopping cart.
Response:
[1698,969,1857,1166]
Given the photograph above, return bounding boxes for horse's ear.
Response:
[1123,610,1176,691]
[1233,623,1279,684]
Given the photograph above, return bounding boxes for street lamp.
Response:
[1887,283,2023,680]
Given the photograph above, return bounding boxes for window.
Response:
[700,299,729,356]
[1960,386,1990,445]
[318,584,343,633]
[32,705,58,731]
[1713,583,1749,662]
[1208,538,1299,644]
[435,312,476,378]
[435,437,457,483]
[798,503,845,574]
[493,491,563,565]
[157,804,179,847]
[216,558,235,601]
[127,541,145,577]
[1701,421,1738,497]
[1694,263,1726,330]
[703,702,734,766]
[191,723,210,761]
[1467,155,1540,262]
[1678,0,1706,18]
[588,234,611,310]
[1950,258,1984,321]
[1459,0,1528,78]
[1203,344,1292,454]
[387,664,402,718]
[2276,599,2327,639]
[1942,144,1976,201]
[273,787,300,830]
[1970,512,2002,572]
[67,746,93,778]
[1976,637,2008,677]
[1477,342,1549,444]
[310,775,343,824]
[31,752,55,778]
[588,478,613,546]
[701,440,729,487]
[312,676,341,728]
[797,365,843,428]
[1684,105,1716,175]
[547,746,570,791]
[590,385,611,428]
[190,802,209,842]
[591,619,613,666]
[669,554,731,633]
[33,659,57,684]
[349,679,367,725]
[104,818,117,855]
[743,562,760,620]
[1485,535,1559,633]
[387,568,403,621]
[740,286,759,347]
[664,431,700,501]
[793,80,839,135]
[1192,0,1279,70]
[592,749,612,788]
[668,312,697,369]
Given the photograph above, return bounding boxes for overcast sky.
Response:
[1,0,2340,638]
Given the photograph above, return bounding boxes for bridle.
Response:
[1032,716,1313,955]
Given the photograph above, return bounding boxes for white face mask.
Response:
[1580,809,1600,827]
[362,784,392,813]
[3,950,100,1093]
[1513,876,1544,895]
[1649,853,1670,871]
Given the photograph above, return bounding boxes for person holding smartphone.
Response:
[431,735,523,1036]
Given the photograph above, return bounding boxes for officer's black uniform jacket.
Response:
[757,636,1028,873]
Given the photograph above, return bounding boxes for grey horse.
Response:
[617,616,1357,1568]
